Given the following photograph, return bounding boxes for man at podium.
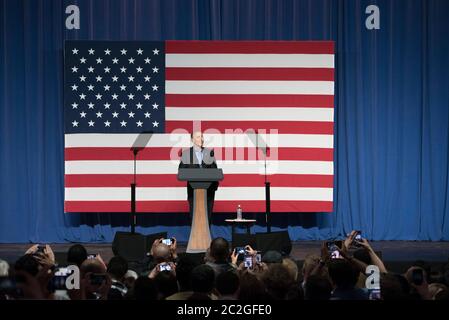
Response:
[178,131,219,222]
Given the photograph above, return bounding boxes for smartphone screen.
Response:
[244,255,253,268]
[162,239,172,246]
[159,263,171,271]
[235,247,245,255]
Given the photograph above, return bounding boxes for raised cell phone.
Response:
[162,238,172,246]
[159,263,172,271]
[244,255,253,269]
[234,247,246,255]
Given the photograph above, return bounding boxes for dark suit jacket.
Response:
[178,147,219,198]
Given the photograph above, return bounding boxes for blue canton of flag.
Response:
[64,41,165,133]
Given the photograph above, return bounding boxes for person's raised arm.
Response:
[358,239,387,273]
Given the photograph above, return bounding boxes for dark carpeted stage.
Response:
[2,241,448,275]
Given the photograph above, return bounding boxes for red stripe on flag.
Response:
[166,94,334,108]
[166,41,334,54]
[65,174,334,188]
[166,68,334,81]
[165,121,334,134]
[65,147,334,161]
[65,200,333,212]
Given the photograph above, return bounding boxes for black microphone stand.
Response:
[257,133,271,233]
[129,131,153,235]
[264,147,271,233]
[130,147,140,234]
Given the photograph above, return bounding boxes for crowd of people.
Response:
[1,231,448,300]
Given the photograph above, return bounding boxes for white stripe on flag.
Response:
[65,187,334,201]
[166,54,335,68]
[165,81,334,95]
[165,107,334,122]
[65,133,333,148]
[64,160,334,175]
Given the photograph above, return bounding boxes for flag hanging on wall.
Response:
[64,41,334,213]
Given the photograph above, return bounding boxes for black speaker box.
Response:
[112,231,169,262]
[112,232,147,262]
[231,233,257,249]
[255,231,292,256]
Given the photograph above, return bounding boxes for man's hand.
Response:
[148,262,176,279]
[33,252,55,269]
[343,230,358,253]
[25,244,39,255]
[169,237,178,260]
[95,254,107,270]
[230,249,239,265]
[43,245,55,264]
[244,245,257,256]
[356,238,373,251]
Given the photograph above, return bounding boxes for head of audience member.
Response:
[301,254,328,283]
[393,273,411,297]
[0,259,10,277]
[282,258,299,282]
[107,256,128,282]
[80,258,106,277]
[238,269,268,300]
[176,254,201,292]
[190,264,215,295]
[262,250,282,265]
[412,260,432,283]
[262,263,295,300]
[67,244,88,267]
[152,243,173,264]
[404,266,427,286]
[154,271,179,300]
[123,270,138,290]
[130,276,158,300]
[328,259,359,290]
[304,275,332,300]
[209,237,230,264]
[380,273,408,300]
[216,270,240,299]
[79,258,108,299]
[14,254,39,277]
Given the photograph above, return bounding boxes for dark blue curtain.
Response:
[1,0,448,243]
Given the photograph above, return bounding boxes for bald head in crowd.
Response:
[80,259,106,277]
[153,243,172,263]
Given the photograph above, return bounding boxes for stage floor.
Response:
[1,241,448,271]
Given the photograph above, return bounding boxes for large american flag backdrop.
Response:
[64,41,334,213]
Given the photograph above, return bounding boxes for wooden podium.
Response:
[178,168,223,253]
